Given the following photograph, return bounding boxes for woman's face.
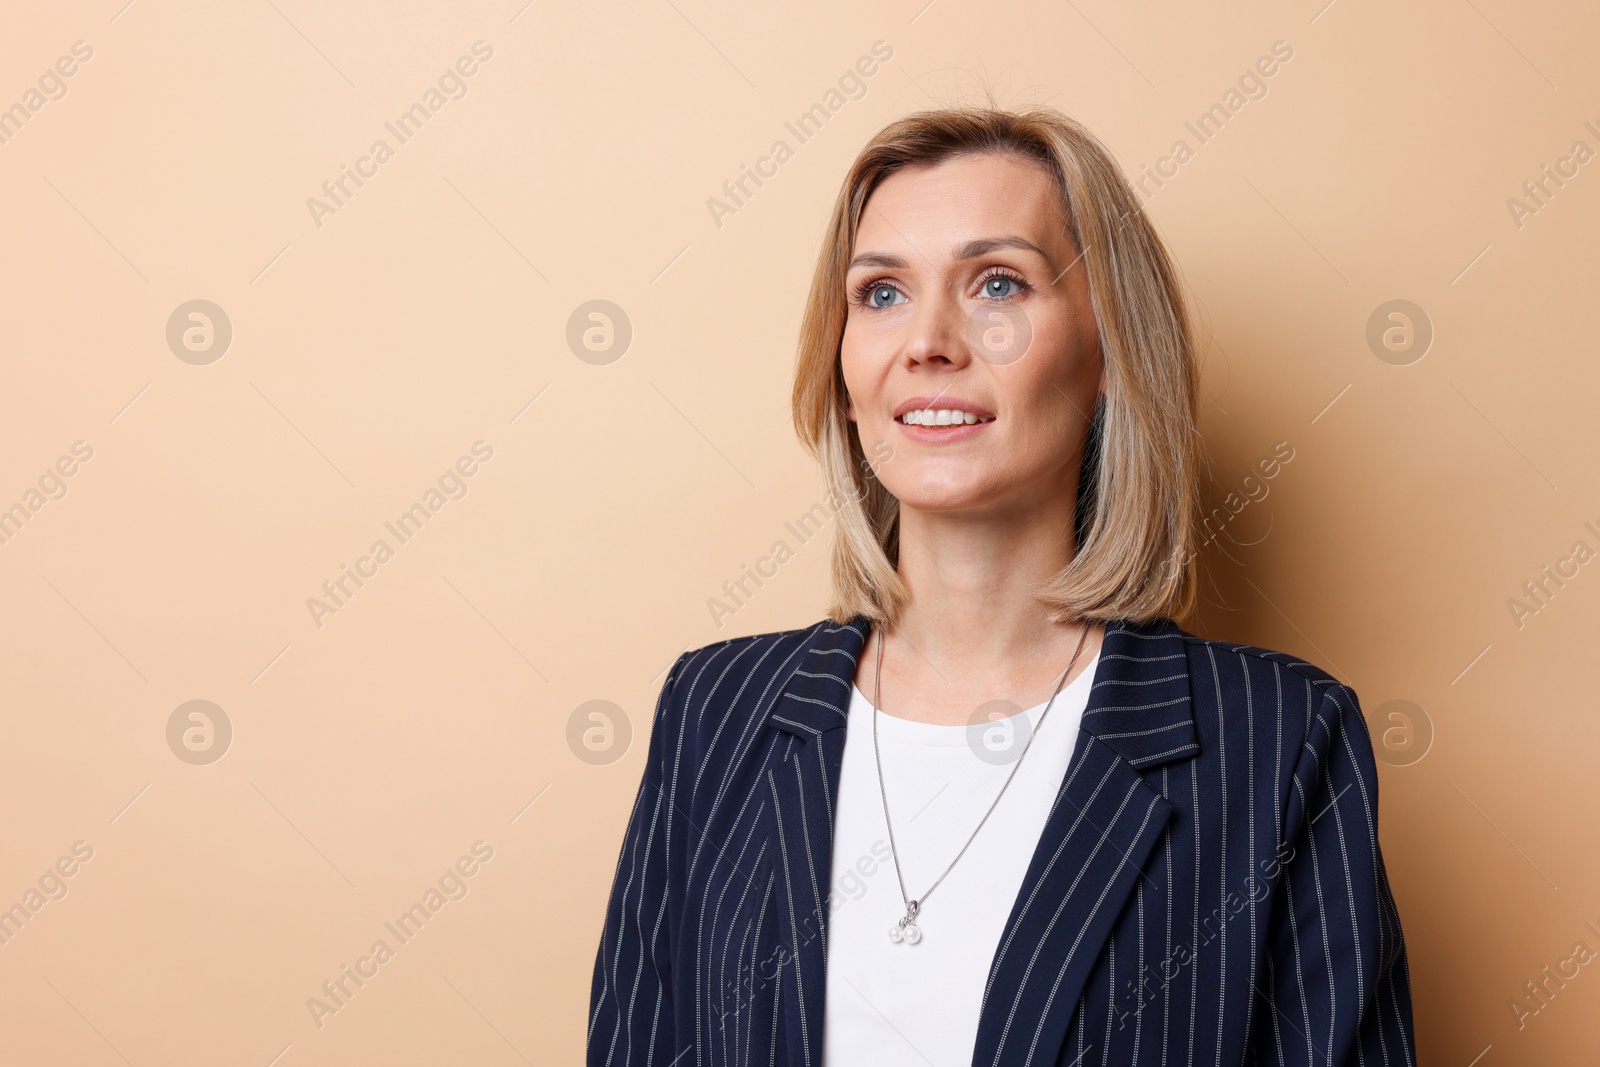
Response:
[841,151,1104,518]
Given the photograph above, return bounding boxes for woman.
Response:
[589,105,1415,1066]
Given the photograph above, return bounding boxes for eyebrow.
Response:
[847,235,1053,272]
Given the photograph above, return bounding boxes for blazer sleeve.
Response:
[1250,681,1418,1065]
[587,651,692,1067]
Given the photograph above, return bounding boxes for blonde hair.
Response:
[790,105,1202,626]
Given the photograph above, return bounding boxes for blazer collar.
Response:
[769,613,1198,762]
[762,613,1198,1067]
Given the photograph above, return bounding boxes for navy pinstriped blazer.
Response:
[588,615,1416,1066]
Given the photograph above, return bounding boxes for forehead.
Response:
[853,152,1071,257]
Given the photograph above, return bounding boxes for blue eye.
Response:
[870,284,904,307]
[982,275,1022,299]
[854,281,906,308]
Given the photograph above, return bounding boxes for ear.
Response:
[844,392,857,422]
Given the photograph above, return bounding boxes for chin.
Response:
[885,478,997,514]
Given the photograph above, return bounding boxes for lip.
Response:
[891,395,996,444]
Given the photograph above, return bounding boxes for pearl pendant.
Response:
[888,923,922,944]
[889,901,922,944]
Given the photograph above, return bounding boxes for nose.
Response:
[902,279,972,368]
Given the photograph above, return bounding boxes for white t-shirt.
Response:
[821,648,1100,1066]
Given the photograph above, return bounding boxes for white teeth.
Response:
[899,408,991,426]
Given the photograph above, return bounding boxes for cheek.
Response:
[841,303,907,357]
[1021,279,1097,357]
[995,412,1062,468]
[840,316,875,362]
[838,334,877,410]
[1029,310,1097,370]
[992,369,1093,470]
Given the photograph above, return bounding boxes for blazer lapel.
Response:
[758,614,1198,1067]
[971,616,1198,1067]
[764,616,870,1067]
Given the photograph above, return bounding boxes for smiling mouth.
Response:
[896,408,996,427]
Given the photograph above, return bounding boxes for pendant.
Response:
[888,900,922,944]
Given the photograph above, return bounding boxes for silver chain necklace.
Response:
[870,620,1092,945]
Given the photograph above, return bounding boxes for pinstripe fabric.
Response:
[588,615,1416,1066]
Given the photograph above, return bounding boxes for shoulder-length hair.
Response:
[790,105,1202,627]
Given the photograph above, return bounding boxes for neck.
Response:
[890,494,1082,675]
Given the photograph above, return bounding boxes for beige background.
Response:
[1,0,1596,1063]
